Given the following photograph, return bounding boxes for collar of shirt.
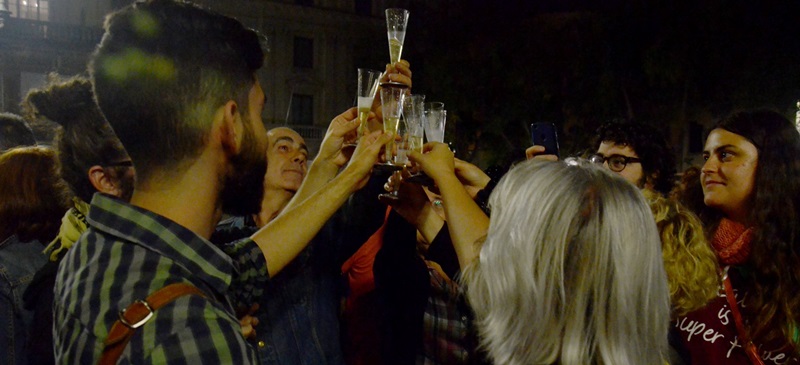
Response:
[87,193,235,295]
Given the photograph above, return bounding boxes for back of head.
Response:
[23,75,129,203]
[595,121,677,195]
[0,113,36,152]
[0,146,71,243]
[464,159,670,365]
[90,0,264,183]
[643,189,718,317]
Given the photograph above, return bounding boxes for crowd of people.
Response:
[1,1,798,364]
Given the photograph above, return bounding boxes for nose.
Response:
[701,156,718,176]
[292,151,307,165]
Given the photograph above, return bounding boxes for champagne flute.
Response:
[423,102,446,143]
[379,83,407,167]
[345,68,382,148]
[403,94,426,154]
[385,8,409,64]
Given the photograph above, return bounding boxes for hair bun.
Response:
[25,77,95,128]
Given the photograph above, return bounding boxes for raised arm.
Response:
[290,108,362,204]
[250,131,391,277]
[408,143,489,269]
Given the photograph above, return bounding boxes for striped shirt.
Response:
[54,193,269,364]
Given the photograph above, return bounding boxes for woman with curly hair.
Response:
[644,189,719,317]
[674,110,800,364]
[0,146,70,365]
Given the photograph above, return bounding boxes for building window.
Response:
[7,0,49,21]
[291,94,314,125]
[293,37,314,69]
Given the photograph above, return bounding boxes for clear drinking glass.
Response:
[380,84,407,164]
[402,94,426,154]
[385,8,409,64]
[424,102,446,143]
[355,68,383,140]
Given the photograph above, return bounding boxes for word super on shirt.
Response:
[674,268,798,365]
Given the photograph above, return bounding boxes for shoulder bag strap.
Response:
[98,283,207,365]
[723,272,766,365]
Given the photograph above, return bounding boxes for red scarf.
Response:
[712,218,754,265]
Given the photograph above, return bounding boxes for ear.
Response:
[219,100,243,156]
[88,165,122,196]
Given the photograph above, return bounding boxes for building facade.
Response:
[1,0,392,154]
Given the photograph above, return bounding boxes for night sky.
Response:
[384,0,800,165]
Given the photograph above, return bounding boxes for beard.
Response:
[219,118,267,217]
[117,170,135,203]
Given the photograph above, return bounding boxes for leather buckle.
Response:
[119,300,154,329]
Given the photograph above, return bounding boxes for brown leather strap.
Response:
[723,269,765,365]
[98,283,207,365]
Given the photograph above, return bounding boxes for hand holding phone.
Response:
[530,122,560,158]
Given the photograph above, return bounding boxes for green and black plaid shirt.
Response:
[54,193,268,364]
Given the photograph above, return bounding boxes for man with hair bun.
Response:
[53,1,389,363]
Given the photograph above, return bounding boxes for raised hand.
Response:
[454,158,491,198]
[316,108,362,168]
[370,60,412,131]
[344,130,393,191]
[407,142,455,184]
[525,145,559,161]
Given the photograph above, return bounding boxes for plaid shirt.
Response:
[54,193,269,364]
[418,264,476,365]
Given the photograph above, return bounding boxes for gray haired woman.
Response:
[463,159,671,365]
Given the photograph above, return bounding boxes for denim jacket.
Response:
[0,235,48,365]
[212,216,345,365]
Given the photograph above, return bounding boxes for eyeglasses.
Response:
[589,153,641,172]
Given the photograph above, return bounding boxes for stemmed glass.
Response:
[376,82,408,172]
[405,101,446,185]
[385,9,409,64]
[344,68,383,148]
[423,102,446,143]
[402,94,426,155]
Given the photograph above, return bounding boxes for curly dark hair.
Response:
[698,109,800,352]
[23,75,130,203]
[594,122,677,195]
[0,146,71,243]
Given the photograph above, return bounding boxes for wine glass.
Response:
[385,8,409,64]
[344,68,383,148]
[377,82,407,170]
[424,102,446,143]
[403,94,426,154]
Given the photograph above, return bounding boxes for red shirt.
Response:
[674,269,798,364]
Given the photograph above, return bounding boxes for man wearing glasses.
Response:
[527,122,676,196]
[589,122,676,196]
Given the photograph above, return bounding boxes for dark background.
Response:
[380,0,800,168]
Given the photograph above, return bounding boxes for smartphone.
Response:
[530,122,560,157]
